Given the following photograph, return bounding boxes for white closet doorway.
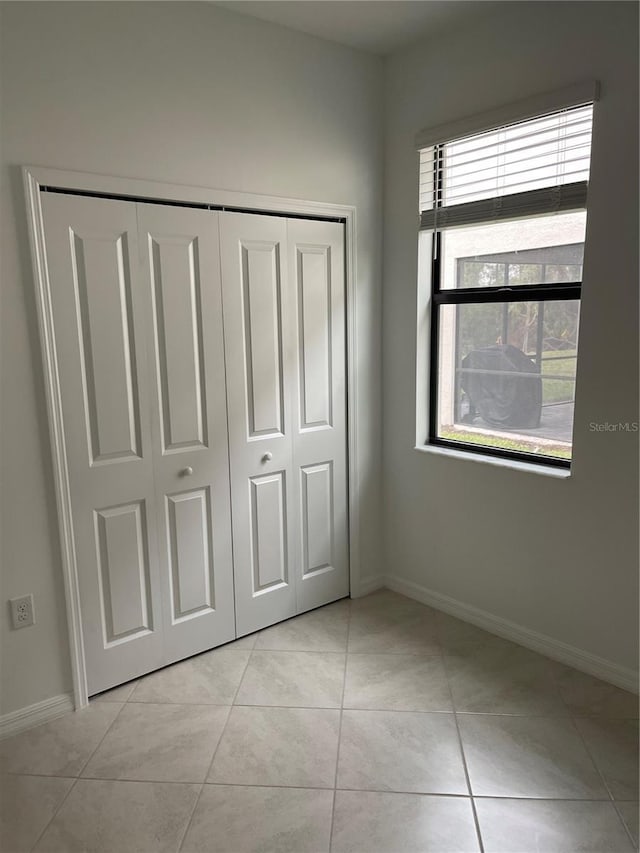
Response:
[33,180,350,698]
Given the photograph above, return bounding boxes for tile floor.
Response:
[1,589,638,852]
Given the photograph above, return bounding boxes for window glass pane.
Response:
[436,299,580,461]
[545,264,582,283]
[441,211,586,289]
[508,264,543,286]
[457,261,502,288]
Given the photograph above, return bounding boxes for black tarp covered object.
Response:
[460,344,542,428]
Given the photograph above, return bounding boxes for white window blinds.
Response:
[419,103,594,231]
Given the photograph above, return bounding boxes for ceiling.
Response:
[213,1,502,56]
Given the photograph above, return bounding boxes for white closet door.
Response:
[288,219,349,612]
[219,213,297,636]
[220,212,349,635]
[41,193,164,694]
[137,204,235,663]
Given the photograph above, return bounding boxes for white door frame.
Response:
[23,165,362,710]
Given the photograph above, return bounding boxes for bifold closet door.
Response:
[220,212,349,637]
[287,218,349,614]
[137,204,235,664]
[39,191,349,691]
[41,193,166,693]
[219,213,297,636]
[41,194,236,695]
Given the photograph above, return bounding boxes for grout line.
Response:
[233,703,432,712]
[330,789,639,802]
[9,770,633,801]
[175,781,208,853]
[117,700,343,711]
[197,781,336,792]
[345,650,444,657]
[610,801,640,850]
[76,703,128,778]
[28,775,78,852]
[328,596,351,852]
[568,714,639,721]
[567,715,616,802]
[48,776,207,787]
[4,771,80,780]
[440,652,485,853]
[210,655,253,777]
[177,649,254,853]
[27,702,128,852]
[467,794,639,802]
[118,699,240,707]
[550,664,574,716]
[453,709,573,718]
[94,697,616,718]
[328,788,338,853]
[247,648,349,657]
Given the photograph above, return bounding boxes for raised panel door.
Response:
[219,212,297,636]
[288,219,349,613]
[138,204,235,662]
[41,193,164,694]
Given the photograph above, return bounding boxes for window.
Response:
[419,94,596,468]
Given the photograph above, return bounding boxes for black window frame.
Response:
[427,144,583,470]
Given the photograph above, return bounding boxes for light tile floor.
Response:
[1,590,638,852]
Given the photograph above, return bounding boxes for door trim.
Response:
[23,165,362,709]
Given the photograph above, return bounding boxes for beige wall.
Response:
[383,1,639,672]
[0,1,384,714]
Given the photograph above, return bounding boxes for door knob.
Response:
[180,466,194,477]
[261,452,273,463]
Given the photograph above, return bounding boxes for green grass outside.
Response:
[540,348,577,405]
[440,428,572,460]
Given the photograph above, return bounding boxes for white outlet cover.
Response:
[9,594,35,629]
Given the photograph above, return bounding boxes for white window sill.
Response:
[414,443,572,478]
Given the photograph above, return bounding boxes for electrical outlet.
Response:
[9,594,35,629]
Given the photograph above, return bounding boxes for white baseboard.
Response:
[384,575,639,694]
[0,693,74,741]
[352,574,385,598]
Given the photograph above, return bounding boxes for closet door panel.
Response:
[242,241,286,436]
[41,193,164,695]
[148,235,207,451]
[220,212,296,636]
[249,471,289,592]
[95,500,154,642]
[165,488,214,620]
[138,204,235,662]
[297,248,333,430]
[288,220,349,613]
[300,461,334,576]
[71,230,142,462]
